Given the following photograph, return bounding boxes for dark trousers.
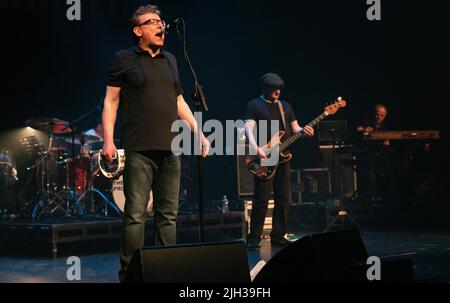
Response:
[119,151,181,281]
[248,161,291,243]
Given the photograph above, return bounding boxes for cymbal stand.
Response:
[60,157,85,217]
[31,135,67,221]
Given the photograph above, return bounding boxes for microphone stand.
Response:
[63,103,103,135]
[63,103,103,156]
[324,127,364,233]
[173,19,208,243]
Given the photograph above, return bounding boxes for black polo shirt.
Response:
[107,46,183,152]
[244,97,297,145]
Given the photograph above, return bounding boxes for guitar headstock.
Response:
[325,97,347,116]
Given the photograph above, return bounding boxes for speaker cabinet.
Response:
[291,168,332,203]
[254,229,415,282]
[236,145,254,197]
[124,241,251,283]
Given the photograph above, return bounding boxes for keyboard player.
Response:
[355,104,392,201]
[356,104,390,146]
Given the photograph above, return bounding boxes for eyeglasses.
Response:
[137,18,166,27]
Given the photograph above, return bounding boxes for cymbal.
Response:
[25,118,73,135]
[56,134,101,146]
[80,132,103,143]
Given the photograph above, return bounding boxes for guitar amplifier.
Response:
[291,168,332,204]
[236,145,254,197]
[236,149,274,199]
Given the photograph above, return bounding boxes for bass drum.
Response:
[112,175,153,214]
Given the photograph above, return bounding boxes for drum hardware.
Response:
[29,135,73,220]
[23,102,113,219]
[22,120,83,220]
[73,153,121,217]
[55,101,118,217]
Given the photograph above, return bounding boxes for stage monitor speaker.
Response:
[124,241,251,283]
[254,229,368,282]
[236,144,254,197]
[253,229,415,282]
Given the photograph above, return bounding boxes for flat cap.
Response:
[261,73,285,89]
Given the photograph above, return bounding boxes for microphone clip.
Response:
[162,18,182,35]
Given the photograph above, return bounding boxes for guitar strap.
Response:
[259,96,288,131]
[276,101,288,132]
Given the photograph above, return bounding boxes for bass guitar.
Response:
[246,97,347,181]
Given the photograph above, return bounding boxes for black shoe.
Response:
[271,237,291,247]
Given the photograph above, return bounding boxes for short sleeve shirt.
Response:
[244,97,297,145]
[107,46,183,151]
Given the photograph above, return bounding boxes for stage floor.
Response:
[0,228,449,283]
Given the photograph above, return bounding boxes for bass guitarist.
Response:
[244,73,314,249]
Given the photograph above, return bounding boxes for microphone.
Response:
[161,18,181,35]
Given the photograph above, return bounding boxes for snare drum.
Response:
[112,176,153,214]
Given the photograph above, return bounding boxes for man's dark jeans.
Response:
[248,161,291,245]
[119,151,180,281]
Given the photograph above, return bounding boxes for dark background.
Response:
[1,0,449,209]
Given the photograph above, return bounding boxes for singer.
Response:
[101,4,210,282]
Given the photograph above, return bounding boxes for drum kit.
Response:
[22,117,147,220]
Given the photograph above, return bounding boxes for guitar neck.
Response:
[279,112,328,152]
